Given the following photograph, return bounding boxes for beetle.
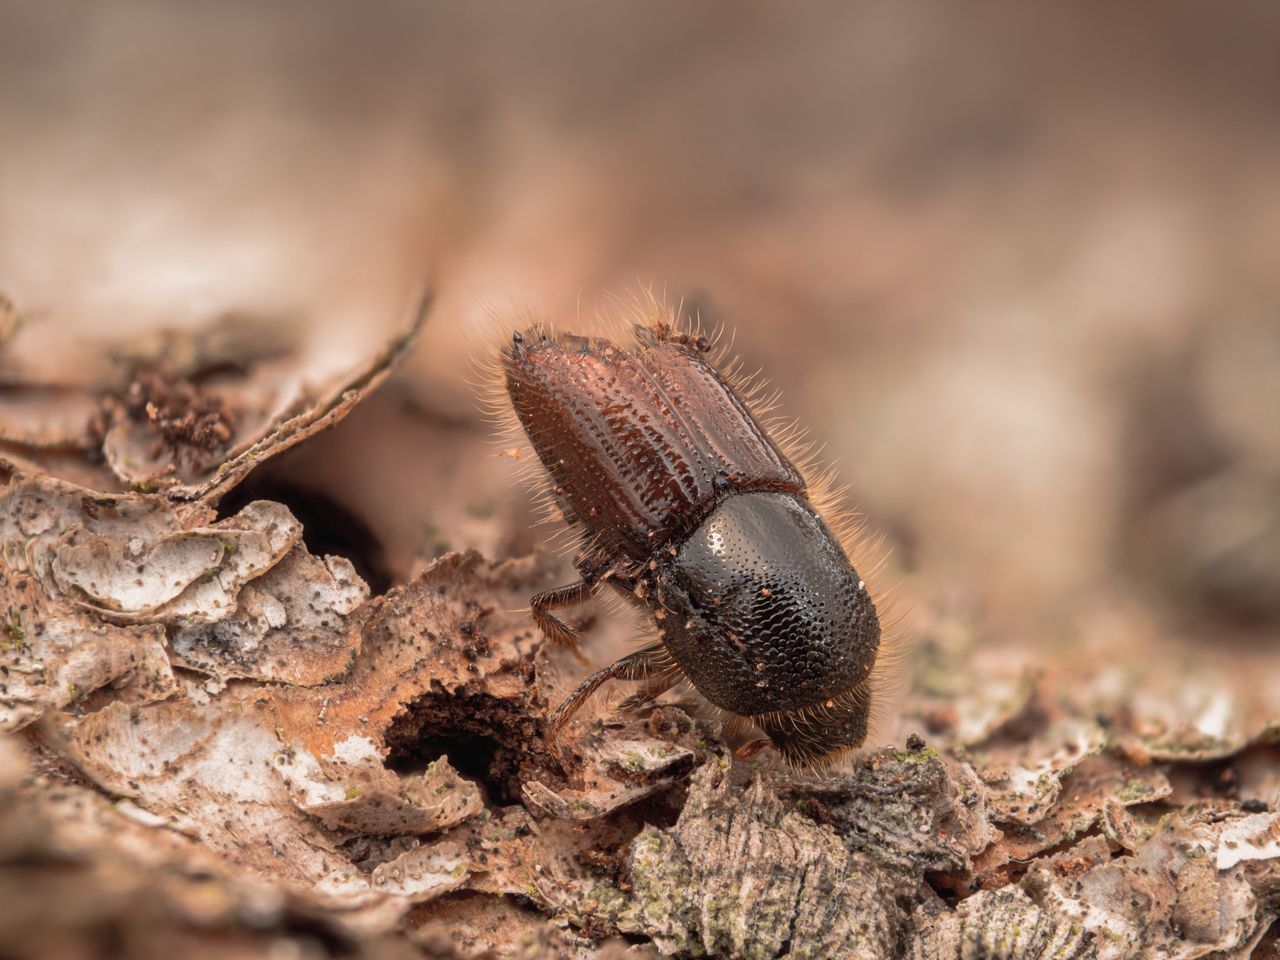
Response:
[496,310,882,766]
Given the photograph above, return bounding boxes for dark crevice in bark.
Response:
[216,474,392,595]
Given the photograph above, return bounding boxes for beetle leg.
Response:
[547,644,673,754]
[734,738,774,760]
[615,669,683,713]
[529,580,594,665]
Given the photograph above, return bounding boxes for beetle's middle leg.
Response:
[548,643,674,752]
[530,580,595,665]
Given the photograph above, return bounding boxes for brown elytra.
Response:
[500,317,881,766]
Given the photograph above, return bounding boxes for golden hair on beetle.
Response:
[474,288,903,767]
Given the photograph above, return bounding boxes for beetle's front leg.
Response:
[529,551,624,664]
[529,580,594,665]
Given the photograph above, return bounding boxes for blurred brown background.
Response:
[3,1,1278,650]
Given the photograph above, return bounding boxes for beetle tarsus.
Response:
[530,580,594,665]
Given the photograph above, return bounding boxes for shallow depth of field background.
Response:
[3,1,1278,657]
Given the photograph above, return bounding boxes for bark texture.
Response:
[1,311,1278,960]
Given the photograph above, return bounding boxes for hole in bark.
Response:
[383,690,558,807]
[274,913,359,958]
[215,476,392,594]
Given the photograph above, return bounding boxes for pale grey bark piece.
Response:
[965,716,1108,826]
[370,841,471,901]
[909,887,1095,960]
[168,544,368,684]
[53,499,302,620]
[788,745,999,876]
[0,481,182,731]
[1026,813,1278,960]
[300,752,484,836]
[618,759,906,959]
[974,754,1171,881]
[0,612,169,732]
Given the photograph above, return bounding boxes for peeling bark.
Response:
[1,312,1278,959]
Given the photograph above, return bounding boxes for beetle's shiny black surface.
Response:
[661,492,877,715]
